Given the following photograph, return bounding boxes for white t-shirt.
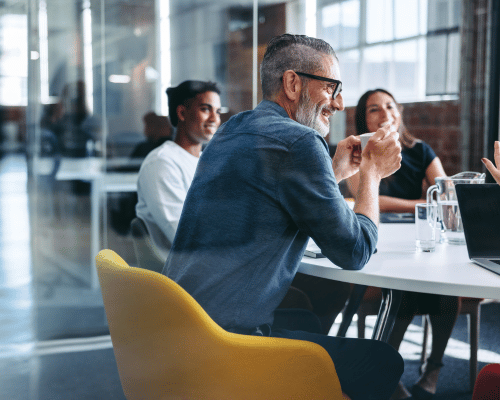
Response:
[136,141,199,260]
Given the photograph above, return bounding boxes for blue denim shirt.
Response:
[164,100,378,331]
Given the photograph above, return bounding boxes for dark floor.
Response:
[1,348,125,400]
[1,304,499,400]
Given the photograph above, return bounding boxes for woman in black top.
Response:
[347,89,460,400]
[347,89,446,212]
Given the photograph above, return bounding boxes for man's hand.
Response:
[353,126,401,226]
[482,141,500,185]
[332,135,362,182]
[359,125,402,180]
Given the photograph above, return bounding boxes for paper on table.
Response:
[304,238,325,258]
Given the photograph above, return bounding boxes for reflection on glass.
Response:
[366,0,393,44]
[395,0,418,39]
[27,0,295,342]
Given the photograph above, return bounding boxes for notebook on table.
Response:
[380,213,415,223]
[304,238,325,258]
[455,183,500,276]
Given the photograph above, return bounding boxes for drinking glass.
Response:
[415,203,437,252]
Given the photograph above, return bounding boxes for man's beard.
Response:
[295,88,331,137]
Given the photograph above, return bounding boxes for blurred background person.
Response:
[130,111,174,159]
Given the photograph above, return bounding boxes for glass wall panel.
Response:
[26,0,297,341]
[29,0,108,341]
[20,0,466,345]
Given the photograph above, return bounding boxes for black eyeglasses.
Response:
[295,71,342,100]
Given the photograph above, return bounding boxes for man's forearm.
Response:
[352,171,381,226]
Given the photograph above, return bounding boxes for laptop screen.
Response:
[456,184,500,258]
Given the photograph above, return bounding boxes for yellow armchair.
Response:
[96,249,343,399]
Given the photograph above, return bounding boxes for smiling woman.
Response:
[347,89,464,399]
[347,88,446,212]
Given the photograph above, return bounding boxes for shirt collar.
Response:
[255,99,290,119]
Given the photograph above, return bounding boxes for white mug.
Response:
[360,132,376,150]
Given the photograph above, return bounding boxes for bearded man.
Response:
[163,34,403,399]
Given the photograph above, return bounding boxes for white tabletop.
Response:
[47,157,138,192]
[299,223,500,300]
[103,173,137,192]
[55,157,102,180]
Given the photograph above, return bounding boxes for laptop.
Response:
[455,183,500,276]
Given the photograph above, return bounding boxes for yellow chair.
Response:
[96,249,343,399]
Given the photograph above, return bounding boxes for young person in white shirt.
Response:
[135,80,222,259]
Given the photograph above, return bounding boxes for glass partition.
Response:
[14,0,469,344]
[26,0,280,341]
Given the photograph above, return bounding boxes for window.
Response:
[0,14,28,106]
[317,0,461,105]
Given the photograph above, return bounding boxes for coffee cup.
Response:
[360,132,376,150]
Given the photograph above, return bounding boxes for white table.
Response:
[299,223,500,340]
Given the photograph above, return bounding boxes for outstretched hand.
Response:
[332,135,362,182]
[482,141,500,185]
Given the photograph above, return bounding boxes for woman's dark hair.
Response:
[354,88,417,149]
[166,80,220,127]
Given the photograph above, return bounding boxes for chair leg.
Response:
[336,285,368,337]
[469,307,480,391]
[357,312,366,339]
[421,315,429,365]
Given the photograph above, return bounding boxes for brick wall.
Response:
[344,100,462,176]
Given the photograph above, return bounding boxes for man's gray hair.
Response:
[260,34,337,100]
